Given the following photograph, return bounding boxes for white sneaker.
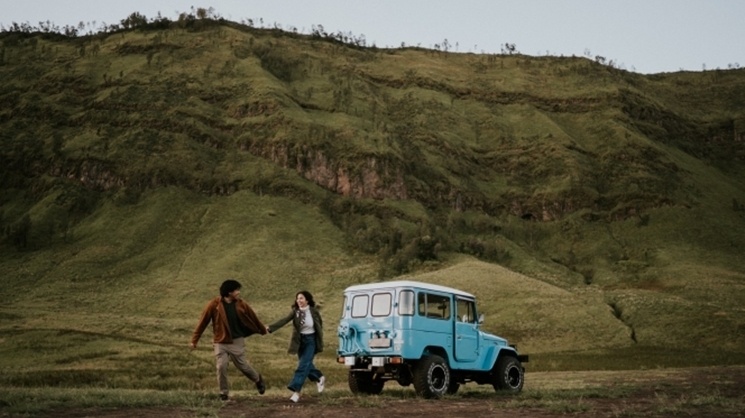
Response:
[290,392,300,403]
[317,376,326,393]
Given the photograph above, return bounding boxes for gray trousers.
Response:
[214,337,260,395]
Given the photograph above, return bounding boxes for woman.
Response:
[267,290,325,403]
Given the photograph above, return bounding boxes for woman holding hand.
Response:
[267,290,325,403]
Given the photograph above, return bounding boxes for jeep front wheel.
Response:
[492,356,524,393]
[413,354,450,398]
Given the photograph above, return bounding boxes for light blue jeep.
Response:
[337,280,528,398]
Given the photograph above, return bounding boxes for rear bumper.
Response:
[338,355,404,368]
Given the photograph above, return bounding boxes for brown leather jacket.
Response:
[191,296,268,345]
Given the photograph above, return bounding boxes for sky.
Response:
[1,0,743,74]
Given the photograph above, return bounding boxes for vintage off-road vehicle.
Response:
[337,280,528,398]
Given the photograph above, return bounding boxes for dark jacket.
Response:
[191,296,267,345]
[268,306,324,354]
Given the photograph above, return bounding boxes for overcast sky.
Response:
[2,0,743,74]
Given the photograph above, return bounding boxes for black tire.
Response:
[369,378,384,395]
[348,371,384,395]
[348,370,369,394]
[413,354,451,399]
[446,381,460,395]
[492,356,524,393]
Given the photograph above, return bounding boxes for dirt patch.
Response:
[12,366,745,418]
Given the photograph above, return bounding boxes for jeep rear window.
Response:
[351,295,369,318]
[398,290,414,316]
[417,292,451,320]
[371,293,392,317]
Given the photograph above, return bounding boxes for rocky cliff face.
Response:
[242,141,408,199]
[43,144,672,224]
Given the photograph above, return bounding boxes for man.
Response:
[190,279,268,400]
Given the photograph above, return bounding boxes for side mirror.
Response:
[478,313,485,324]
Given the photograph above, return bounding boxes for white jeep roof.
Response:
[343,280,475,299]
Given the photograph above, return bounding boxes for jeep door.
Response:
[454,297,479,362]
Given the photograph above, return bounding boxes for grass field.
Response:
[1,190,744,414]
[2,366,744,417]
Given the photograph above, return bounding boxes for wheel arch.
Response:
[420,346,450,364]
[491,347,519,370]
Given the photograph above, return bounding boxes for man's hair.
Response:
[220,279,242,297]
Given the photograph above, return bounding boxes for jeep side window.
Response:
[456,298,476,323]
[371,293,392,317]
[433,294,451,319]
[351,294,369,318]
[398,290,414,316]
[417,292,451,320]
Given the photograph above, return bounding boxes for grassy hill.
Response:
[1,13,745,400]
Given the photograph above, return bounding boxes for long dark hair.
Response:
[293,290,316,308]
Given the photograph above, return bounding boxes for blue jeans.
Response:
[288,334,323,392]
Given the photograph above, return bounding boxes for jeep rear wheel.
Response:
[348,371,384,395]
[413,354,450,398]
[369,378,384,394]
[492,356,524,393]
[446,380,460,394]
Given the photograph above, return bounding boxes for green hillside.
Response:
[1,13,745,397]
